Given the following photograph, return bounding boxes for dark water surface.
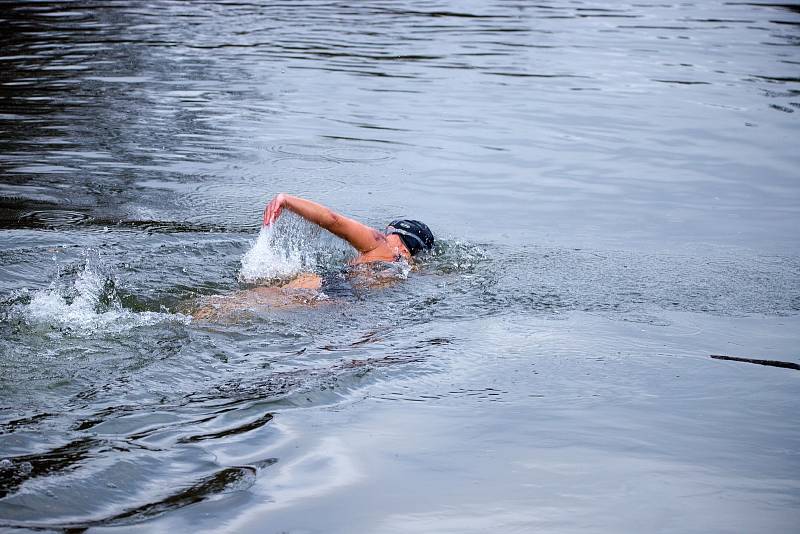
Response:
[1,1,799,532]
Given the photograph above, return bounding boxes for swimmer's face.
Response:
[385,233,412,260]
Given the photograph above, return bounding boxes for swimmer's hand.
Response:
[262,193,286,226]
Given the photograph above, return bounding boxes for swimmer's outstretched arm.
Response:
[263,193,385,253]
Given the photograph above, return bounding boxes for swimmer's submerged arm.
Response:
[264,193,385,253]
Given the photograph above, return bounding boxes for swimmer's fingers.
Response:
[262,204,278,226]
[262,199,276,226]
[262,194,285,226]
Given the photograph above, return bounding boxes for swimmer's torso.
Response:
[191,260,410,321]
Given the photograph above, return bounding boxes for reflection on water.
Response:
[1,1,799,531]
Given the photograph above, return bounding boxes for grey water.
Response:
[1,1,799,532]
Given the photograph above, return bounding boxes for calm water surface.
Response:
[1,1,799,532]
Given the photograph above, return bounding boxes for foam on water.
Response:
[4,254,189,336]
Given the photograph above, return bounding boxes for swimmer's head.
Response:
[386,219,434,256]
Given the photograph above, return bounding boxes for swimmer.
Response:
[264,193,433,263]
[192,193,434,319]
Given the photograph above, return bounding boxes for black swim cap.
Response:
[386,219,434,256]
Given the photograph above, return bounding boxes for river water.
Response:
[1,1,799,532]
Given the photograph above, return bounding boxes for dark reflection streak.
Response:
[769,103,795,112]
[577,14,640,18]
[409,27,532,34]
[754,75,800,82]
[177,412,273,443]
[72,418,104,431]
[485,72,591,79]
[321,135,421,147]
[231,26,281,36]
[0,466,259,532]
[285,52,443,61]
[182,41,277,50]
[38,39,183,47]
[287,65,419,78]
[366,88,423,94]
[8,2,125,13]
[0,214,254,234]
[329,119,409,132]
[653,80,712,85]
[368,9,512,19]
[0,437,95,499]
[420,63,474,70]
[127,414,217,441]
[725,3,800,14]
[452,52,513,57]
[5,25,107,36]
[475,41,556,48]
[0,412,53,435]
[618,25,692,30]
[356,124,409,132]
[684,18,756,22]
[110,440,166,453]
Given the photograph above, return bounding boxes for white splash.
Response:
[238,224,316,283]
[7,255,189,336]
